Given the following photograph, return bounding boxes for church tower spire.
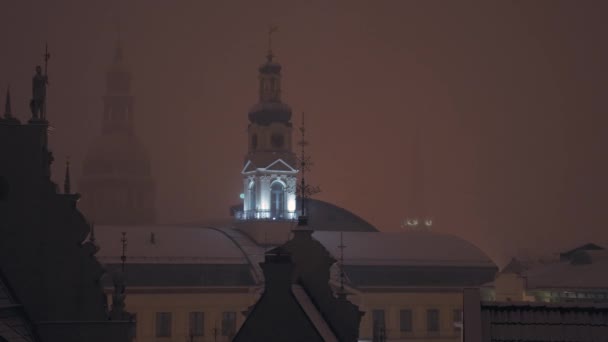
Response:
[79,30,157,225]
[3,86,20,124]
[239,28,297,221]
[103,33,133,134]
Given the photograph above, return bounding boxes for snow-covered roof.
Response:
[95,226,496,267]
[313,231,495,267]
[93,225,497,288]
[524,250,608,290]
[95,225,250,265]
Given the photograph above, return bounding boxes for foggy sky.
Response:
[1,1,607,265]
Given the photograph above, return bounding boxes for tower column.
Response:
[259,175,272,218]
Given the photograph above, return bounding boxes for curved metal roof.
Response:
[313,231,495,267]
[93,225,497,288]
[95,225,250,265]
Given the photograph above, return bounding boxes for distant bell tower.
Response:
[79,38,156,225]
[239,27,297,221]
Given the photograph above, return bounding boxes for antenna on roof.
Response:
[338,231,346,296]
[120,231,127,272]
[296,111,320,228]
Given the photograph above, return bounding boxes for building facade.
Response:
[485,244,608,304]
[91,47,497,342]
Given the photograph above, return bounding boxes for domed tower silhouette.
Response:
[79,40,156,225]
[239,27,298,221]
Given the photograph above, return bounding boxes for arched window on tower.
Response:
[251,134,258,150]
[270,181,285,219]
[248,181,256,216]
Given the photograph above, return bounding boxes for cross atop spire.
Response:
[63,157,71,194]
[267,25,278,62]
[113,5,124,63]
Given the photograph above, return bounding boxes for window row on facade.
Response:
[369,307,462,337]
[133,311,237,338]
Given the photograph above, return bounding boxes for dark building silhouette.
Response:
[79,40,156,225]
[234,224,363,342]
[463,288,608,342]
[0,74,133,341]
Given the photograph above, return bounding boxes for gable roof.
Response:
[560,243,604,261]
[291,285,339,342]
[0,269,40,342]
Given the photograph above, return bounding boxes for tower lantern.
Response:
[239,27,297,221]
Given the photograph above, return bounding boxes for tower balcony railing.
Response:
[235,209,297,221]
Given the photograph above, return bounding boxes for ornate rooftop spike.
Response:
[267,25,278,62]
[4,86,12,119]
[63,157,71,194]
[110,231,129,320]
[120,231,127,272]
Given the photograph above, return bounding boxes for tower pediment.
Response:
[242,158,297,174]
[265,158,296,172]
[242,160,256,173]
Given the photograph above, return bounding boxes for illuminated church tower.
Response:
[239,31,297,220]
[79,39,156,225]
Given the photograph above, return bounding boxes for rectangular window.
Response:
[131,313,137,338]
[453,309,462,331]
[155,312,172,337]
[400,309,413,332]
[222,311,236,337]
[427,309,440,332]
[372,309,386,339]
[189,311,205,336]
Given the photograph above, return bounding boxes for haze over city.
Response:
[2,0,607,266]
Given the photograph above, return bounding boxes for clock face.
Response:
[271,134,284,148]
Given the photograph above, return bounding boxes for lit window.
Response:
[427,309,439,332]
[189,311,204,337]
[155,312,172,337]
